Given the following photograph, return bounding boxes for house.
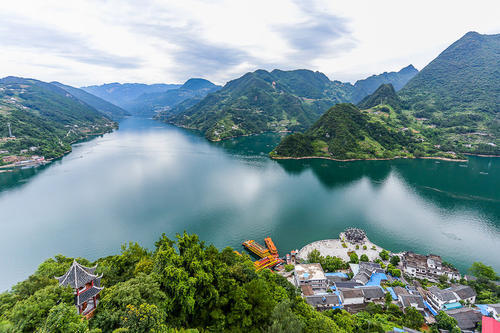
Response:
[445,308,482,332]
[334,281,362,290]
[341,288,364,305]
[402,252,460,282]
[360,286,385,302]
[399,295,425,312]
[427,286,460,310]
[294,264,327,292]
[450,285,476,304]
[393,286,410,299]
[352,262,386,285]
[305,294,341,310]
[486,304,500,321]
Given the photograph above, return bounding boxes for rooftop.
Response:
[306,294,341,307]
[342,288,364,299]
[445,308,482,330]
[55,260,100,289]
[295,263,326,282]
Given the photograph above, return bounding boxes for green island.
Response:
[0,231,498,333]
[0,77,117,169]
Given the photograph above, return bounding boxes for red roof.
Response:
[482,316,500,333]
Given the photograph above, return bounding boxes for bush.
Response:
[371,246,376,250]
[360,254,369,262]
[350,253,359,264]
[284,264,294,272]
[342,243,347,248]
[355,245,359,250]
[363,245,367,250]
[379,250,389,261]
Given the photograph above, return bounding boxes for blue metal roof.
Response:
[475,304,490,316]
[365,272,388,287]
[386,287,397,300]
[443,302,462,310]
[424,301,438,316]
[325,272,349,278]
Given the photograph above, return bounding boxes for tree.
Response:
[350,253,359,264]
[435,311,458,331]
[40,303,89,333]
[265,300,304,333]
[389,256,400,266]
[121,303,164,333]
[384,292,392,306]
[403,307,424,329]
[307,249,322,264]
[360,254,369,262]
[469,262,499,281]
[379,250,389,261]
[284,264,294,272]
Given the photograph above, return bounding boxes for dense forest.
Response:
[271,103,460,160]
[0,77,116,164]
[0,233,497,332]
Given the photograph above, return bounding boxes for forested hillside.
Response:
[399,31,500,155]
[0,77,116,162]
[51,82,129,120]
[354,65,418,97]
[271,103,460,160]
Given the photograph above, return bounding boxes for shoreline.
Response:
[270,155,468,163]
[0,127,116,171]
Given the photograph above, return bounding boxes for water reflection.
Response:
[0,117,499,292]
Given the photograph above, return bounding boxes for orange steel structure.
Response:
[242,240,270,258]
[264,237,278,255]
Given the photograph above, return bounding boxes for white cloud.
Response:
[0,0,498,86]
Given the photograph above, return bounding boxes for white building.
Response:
[486,304,500,321]
[294,263,328,292]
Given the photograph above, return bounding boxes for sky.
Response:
[0,0,499,87]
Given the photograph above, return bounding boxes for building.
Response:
[341,288,364,305]
[402,252,460,282]
[333,281,362,290]
[445,308,482,332]
[426,285,476,310]
[294,263,327,292]
[55,260,103,317]
[351,262,386,285]
[305,294,341,310]
[399,295,425,313]
[359,286,385,302]
[486,304,500,320]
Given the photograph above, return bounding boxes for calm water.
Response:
[1,117,499,290]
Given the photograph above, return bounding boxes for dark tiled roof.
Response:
[306,294,341,307]
[75,286,104,305]
[342,288,364,299]
[428,286,457,302]
[335,282,362,289]
[451,285,476,300]
[360,286,385,299]
[445,308,482,330]
[400,295,424,309]
[393,286,410,297]
[55,260,99,289]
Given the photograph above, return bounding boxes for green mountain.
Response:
[51,82,130,120]
[271,103,459,160]
[399,31,500,155]
[0,77,116,162]
[357,84,402,110]
[129,78,221,116]
[354,65,418,97]
[81,82,181,111]
[161,69,357,141]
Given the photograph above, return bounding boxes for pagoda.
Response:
[55,260,103,317]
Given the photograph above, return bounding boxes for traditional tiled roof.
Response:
[445,308,482,330]
[400,295,425,309]
[75,286,104,305]
[306,294,341,307]
[428,286,458,302]
[334,281,362,289]
[342,288,364,299]
[360,286,385,299]
[55,260,99,289]
[393,286,410,298]
[450,285,476,300]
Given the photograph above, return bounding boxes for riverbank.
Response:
[271,154,467,162]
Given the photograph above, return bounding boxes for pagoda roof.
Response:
[75,285,104,305]
[55,260,99,289]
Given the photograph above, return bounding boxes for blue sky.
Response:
[0,0,499,86]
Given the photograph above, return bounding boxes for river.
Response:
[0,117,499,290]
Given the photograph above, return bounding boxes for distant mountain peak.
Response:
[180,78,216,90]
[399,64,418,74]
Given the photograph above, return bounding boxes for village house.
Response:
[445,308,482,332]
[426,285,476,310]
[400,295,425,313]
[352,261,385,285]
[340,288,364,306]
[402,252,460,282]
[294,263,328,292]
[359,286,385,302]
[305,294,342,310]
